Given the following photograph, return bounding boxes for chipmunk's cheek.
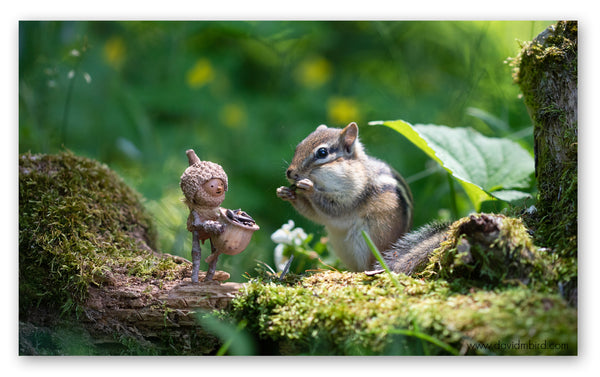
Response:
[312,165,346,192]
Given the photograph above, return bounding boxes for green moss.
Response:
[419,214,556,290]
[228,213,576,355]
[511,21,577,89]
[19,151,182,315]
[229,270,576,355]
[18,320,101,355]
[511,21,577,257]
[510,21,578,301]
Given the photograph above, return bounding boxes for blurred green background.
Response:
[19,21,550,280]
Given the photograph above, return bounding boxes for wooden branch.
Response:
[82,266,245,353]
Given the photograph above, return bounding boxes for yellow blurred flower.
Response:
[327,97,360,125]
[186,58,215,89]
[103,36,126,69]
[295,56,331,89]
[220,103,247,129]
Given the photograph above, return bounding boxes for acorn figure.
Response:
[180,149,259,283]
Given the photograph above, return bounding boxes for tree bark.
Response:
[82,269,244,354]
[513,21,578,303]
[19,259,245,355]
[514,21,577,246]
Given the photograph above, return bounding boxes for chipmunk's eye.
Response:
[315,147,329,159]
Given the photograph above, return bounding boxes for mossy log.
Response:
[18,152,244,355]
[229,213,576,356]
[512,20,578,303]
[80,277,244,354]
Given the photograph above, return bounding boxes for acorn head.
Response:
[180,149,228,208]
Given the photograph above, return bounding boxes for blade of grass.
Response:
[388,328,460,356]
[362,230,402,290]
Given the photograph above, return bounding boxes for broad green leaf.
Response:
[369,119,534,210]
[490,190,533,203]
[466,107,510,134]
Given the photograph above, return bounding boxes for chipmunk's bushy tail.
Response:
[375,221,451,275]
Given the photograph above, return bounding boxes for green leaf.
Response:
[196,313,256,356]
[490,189,533,203]
[369,119,534,210]
[466,107,510,134]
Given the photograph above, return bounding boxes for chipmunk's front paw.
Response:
[295,178,314,193]
[277,186,297,201]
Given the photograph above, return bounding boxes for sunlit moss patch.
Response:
[19,151,184,315]
[229,269,576,355]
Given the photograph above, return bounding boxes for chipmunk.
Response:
[276,122,417,272]
[277,124,539,279]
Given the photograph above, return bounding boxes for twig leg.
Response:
[205,242,220,281]
[191,230,202,283]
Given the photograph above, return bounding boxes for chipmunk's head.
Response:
[286,122,366,187]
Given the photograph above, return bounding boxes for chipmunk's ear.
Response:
[316,124,328,132]
[340,122,358,154]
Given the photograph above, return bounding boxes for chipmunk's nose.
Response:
[286,168,297,180]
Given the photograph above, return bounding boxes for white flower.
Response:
[271,220,299,245]
[291,227,307,245]
[274,243,287,272]
[271,220,308,245]
[271,220,308,272]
